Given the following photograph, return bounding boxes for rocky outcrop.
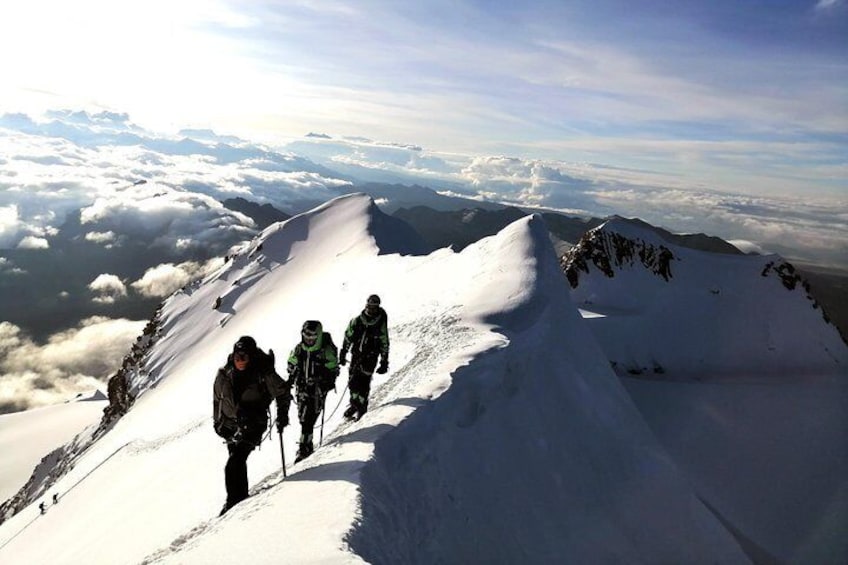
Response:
[761,260,801,290]
[761,260,847,345]
[101,306,162,426]
[562,226,675,288]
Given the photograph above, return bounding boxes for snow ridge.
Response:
[348,215,746,564]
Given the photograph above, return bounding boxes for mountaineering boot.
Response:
[343,404,357,421]
[219,494,247,517]
[294,441,314,463]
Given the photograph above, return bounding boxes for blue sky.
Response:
[0,0,845,202]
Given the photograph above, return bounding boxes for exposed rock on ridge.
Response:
[562,223,675,288]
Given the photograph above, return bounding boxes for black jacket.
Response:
[341,308,389,369]
[213,350,290,442]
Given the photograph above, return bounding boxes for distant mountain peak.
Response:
[562,220,675,288]
[605,215,743,255]
[221,197,291,230]
[566,219,848,377]
[67,390,107,403]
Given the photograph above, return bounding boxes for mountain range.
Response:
[0,194,845,564]
[1,110,845,404]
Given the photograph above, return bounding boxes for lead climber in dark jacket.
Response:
[213,336,290,515]
[340,294,389,422]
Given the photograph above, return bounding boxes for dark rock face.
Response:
[221,197,291,230]
[761,260,800,290]
[392,205,600,254]
[392,206,527,252]
[562,227,675,288]
[103,371,132,423]
[794,265,848,344]
[102,308,162,425]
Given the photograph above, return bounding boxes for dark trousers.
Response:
[225,441,256,506]
[296,385,323,444]
[348,357,376,413]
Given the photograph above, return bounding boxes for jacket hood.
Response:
[360,307,385,326]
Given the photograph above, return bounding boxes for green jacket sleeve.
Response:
[323,335,339,374]
[341,317,356,352]
[287,346,301,381]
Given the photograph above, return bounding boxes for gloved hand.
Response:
[339,349,347,366]
[376,358,388,374]
[320,375,336,394]
[276,411,288,433]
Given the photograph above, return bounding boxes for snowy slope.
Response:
[623,376,848,564]
[0,392,106,503]
[0,195,748,564]
[566,218,848,378]
[565,218,848,563]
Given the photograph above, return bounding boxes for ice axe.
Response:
[319,391,327,447]
[278,425,287,479]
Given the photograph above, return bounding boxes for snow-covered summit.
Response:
[566,218,848,378]
[0,195,749,564]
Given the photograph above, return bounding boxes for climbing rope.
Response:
[0,440,132,552]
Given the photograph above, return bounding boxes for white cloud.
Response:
[0,204,21,247]
[76,183,259,252]
[815,0,842,11]
[131,258,224,298]
[1,110,845,273]
[88,273,127,304]
[0,317,145,413]
[727,240,769,255]
[0,127,346,255]
[85,230,118,245]
[0,257,25,275]
[17,235,49,249]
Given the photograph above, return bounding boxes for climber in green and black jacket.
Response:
[287,320,339,462]
[340,294,389,422]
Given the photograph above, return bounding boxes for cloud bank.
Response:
[0,111,349,255]
[2,110,844,269]
[130,259,224,298]
[290,135,848,268]
[0,317,145,414]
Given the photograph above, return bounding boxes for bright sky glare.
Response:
[0,0,846,200]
